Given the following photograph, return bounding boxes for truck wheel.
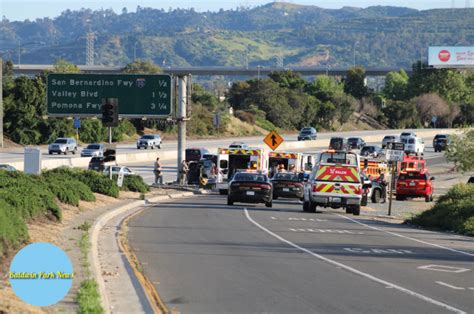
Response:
[308,200,316,213]
[273,195,278,200]
[352,206,361,216]
[219,189,227,195]
[265,200,273,208]
[227,198,233,206]
[396,195,404,201]
[346,207,353,214]
[361,195,368,206]
[303,202,309,213]
[371,189,381,203]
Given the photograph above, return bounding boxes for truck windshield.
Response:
[319,152,357,166]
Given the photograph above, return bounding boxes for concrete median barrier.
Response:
[7,129,459,172]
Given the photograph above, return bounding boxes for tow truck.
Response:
[216,147,269,194]
[303,150,363,215]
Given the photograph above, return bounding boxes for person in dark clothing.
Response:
[379,173,388,203]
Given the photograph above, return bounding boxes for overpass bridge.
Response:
[12,64,411,77]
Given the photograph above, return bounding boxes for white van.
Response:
[402,136,425,155]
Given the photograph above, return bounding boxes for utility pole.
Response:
[133,42,138,61]
[177,76,187,183]
[86,32,95,65]
[0,58,3,149]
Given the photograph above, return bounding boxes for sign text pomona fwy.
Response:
[47,74,172,117]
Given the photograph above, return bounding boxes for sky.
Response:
[1,0,464,21]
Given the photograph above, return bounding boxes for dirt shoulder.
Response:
[0,189,171,314]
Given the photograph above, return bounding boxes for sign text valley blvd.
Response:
[47,74,172,117]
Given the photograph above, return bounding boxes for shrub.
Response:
[234,110,256,124]
[45,167,120,198]
[44,171,96,205]
[408,183,474,235]
[77,279,104,314]
[0,200,29,256]
[121,175,149,193]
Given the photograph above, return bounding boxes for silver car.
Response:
[81,144,105,157]
[48,138,77,155]
[137,135,162,149]
[381,135,400,148]
[0,164,17,172]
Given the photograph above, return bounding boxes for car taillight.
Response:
[261,184,271,190]
[419,182,426,186]
[294,183,303,187]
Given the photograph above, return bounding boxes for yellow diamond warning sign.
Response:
[264,130,284,151]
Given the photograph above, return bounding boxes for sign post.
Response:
[385,142,404,216]
[73,117,80,142]
[263,130,284,151]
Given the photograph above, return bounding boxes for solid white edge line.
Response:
[243,208,466,314]
[335,213,474,257]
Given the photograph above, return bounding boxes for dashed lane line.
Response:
[335,214,474,258]
[244,208,465,314]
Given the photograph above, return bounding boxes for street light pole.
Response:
[133,42,138,61]
[353,42,358,67]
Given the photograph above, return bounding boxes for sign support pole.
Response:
[109,126,112,180]
[388,162,396,216]
[0,58,3,149]
[177,76,187,183]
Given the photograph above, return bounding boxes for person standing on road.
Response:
[179,160,189,185]
[379,173,387,203]
[153,157,163,185]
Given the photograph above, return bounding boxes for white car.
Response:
[400,131,417,142]
[381,135,400,148]
[103,166,135,176]
[48,138,77,155]
[137,135,162,149]
[81,144,105,157]
[402,136,425,155]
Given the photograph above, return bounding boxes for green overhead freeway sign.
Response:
[47,74,172,118]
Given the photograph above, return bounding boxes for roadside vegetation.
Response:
[0,168,148,258]
[76,220,104,314]
[408,184,474,236]
[2,58,473,146]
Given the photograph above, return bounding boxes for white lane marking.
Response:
[418,265,471,273]
[335,214,474,258]
[344,248,414,254]
[271,217,327,222]
[244,208,465,314]
[289,228,364,234]
[436,281,466,290]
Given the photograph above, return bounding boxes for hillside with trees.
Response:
[1,2,474,67]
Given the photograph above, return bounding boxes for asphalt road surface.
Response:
[128,195,474,313]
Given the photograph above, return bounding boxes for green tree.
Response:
[268,70,306,91]
[305,75,343,102]
[53,59,80,73]
[383,70,409,100]
[344,67,369,99]
[382,100,418,129]
[191,84,219,111]
[445,129,474,172]
[123,60,162,74]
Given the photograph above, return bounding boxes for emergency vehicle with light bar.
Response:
[216,147,269,194]
[268,151,302,173]
[303,150,363,215]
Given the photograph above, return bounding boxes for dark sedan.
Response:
[348,137,366,150]
[227,172,273,207]
[271,172,304,200]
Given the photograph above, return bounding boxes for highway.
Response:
[128,194,474,313]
